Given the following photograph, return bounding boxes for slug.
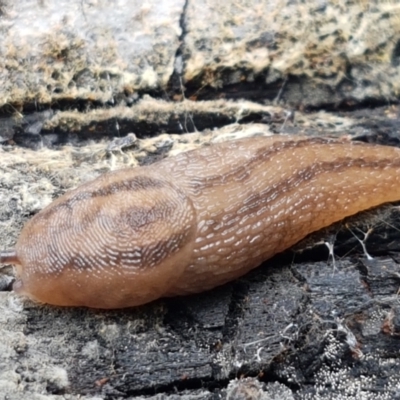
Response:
[2,134,400,309]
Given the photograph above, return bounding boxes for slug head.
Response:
[8,170,197,308]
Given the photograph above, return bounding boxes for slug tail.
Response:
[0,250,19,265]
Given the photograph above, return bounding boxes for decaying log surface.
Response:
[1,0,400,146]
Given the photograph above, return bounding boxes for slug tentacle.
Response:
[0,250,19,265]
[3,135,400,308]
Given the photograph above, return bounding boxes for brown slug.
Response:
[2,134,400,309]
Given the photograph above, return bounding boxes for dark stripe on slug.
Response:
[254,155,400,210]
[69,198,178,234]
[205,155,400,233]
[36,175,167,222]
[64,228,193,272]
[89,175,166,198]
[120,200,182,231]
[140,229,193,269]
[189,137,372,191]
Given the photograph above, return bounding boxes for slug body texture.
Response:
[6,135,400,308]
